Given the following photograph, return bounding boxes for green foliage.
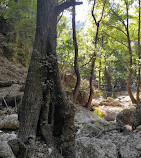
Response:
[0,0,139,91]
[0,0,36,65]
[57,16,74,69]
[93,109,103,118]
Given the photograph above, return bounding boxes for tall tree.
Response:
[124,0,137,104]
[86,0,107,109]
[18,0,82,157]
[104,0,137,103]
[72,0,81,103]
[137,0,141,102]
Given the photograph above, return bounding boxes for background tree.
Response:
[86,0,107,109]
[72,0,81,103]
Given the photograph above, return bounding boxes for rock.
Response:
[8,139,19,156]
[0,132,18,156]
[93,103,99,107]
[0,114,19,130]
[112,101,123,107]
[0,133,17,142]
[135,125,141,132]
[0,130,5,135]
[134,101,141,129]
[75,137,118,158]
[117,123,141,158]
[136,144,141,151]
[78,123,101,138]
[106,97,114,102]
[75,106,103,125]
[120,138,141,158]
[116,108,136,130]
[104,112,117,121]
[0,141,15,158]
[0,81,13,88]
[99,101,111,106]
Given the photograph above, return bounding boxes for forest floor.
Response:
[0,56,141,157]
[91,90,137,122]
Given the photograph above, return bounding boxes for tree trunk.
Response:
[137,0,141,102]
[98,52,102,90]
[104,67,112,92]
[86,55,96,109]
[72,0,81,103]
[124,1,137,104]
[86,0,106,109]
[126,71,137,104]
[18,0,83,157]
[98,68,101,90]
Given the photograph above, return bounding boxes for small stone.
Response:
[0,130,5,135]
[104,112,117,121]
[136,125,141,131]
[107,97,114,102]
[48,147,52,155]
[136,144,141,151]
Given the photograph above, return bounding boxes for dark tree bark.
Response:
[86,0,106,109]
[72,0,81,103]
[86,55,96,109]
[98,60,101,90]
[98,37,104,90]
[137,0,141,103]
[18,0,82,157]
[124,1,137,104]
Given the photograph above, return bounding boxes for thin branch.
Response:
[98,0,107,23]
[80,52,96,68]
[111,9,127,29]
[57,12,63,23]
[103,31,128,48]
[55,0,83,15]
[14,97,17,112]
[92,0,97,24]
[103,22,127,36]
[2,97,11,114]
[92,0,107,24]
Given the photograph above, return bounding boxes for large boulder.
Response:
[75,106,104,125]
[116,108,136,130]
[0,114,19,130]
[76,123,101,138]
[119,125,141,158]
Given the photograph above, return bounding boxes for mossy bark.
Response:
[18,0,77,157]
